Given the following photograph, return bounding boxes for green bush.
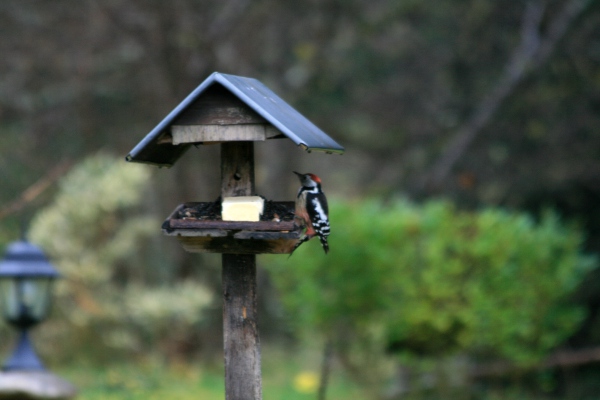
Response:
[264,199,596,370]
[27,153,213,363]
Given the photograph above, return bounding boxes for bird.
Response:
[290,171,330,256]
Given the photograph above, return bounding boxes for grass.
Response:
[57,345,367,400]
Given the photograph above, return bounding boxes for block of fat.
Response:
[221,196,265,222]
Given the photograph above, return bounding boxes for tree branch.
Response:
[422,0,591,193]
[471,346,600,378]
[0,160,72,221]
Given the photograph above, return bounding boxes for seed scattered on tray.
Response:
[175,197,295,222]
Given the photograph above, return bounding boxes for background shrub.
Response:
[264,199,596,387]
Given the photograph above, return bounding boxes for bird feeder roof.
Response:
[126,72,344,167]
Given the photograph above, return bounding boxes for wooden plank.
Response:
[162,229,229,238]
[233,231,299,240]
[174,103,267,125]
[176,235,297,254]
[174,105,267,125]
[164,228,298,240]
[166,219,295,232]
[173,84,267,125]
[175,125,282,144]
[171,124,281,145]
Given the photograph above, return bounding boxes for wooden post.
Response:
[222,254,261,400]
[221,142,255,197]
[221,141,262,400]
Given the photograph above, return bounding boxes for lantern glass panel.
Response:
[0,278,52,325]
[0,279,20,321]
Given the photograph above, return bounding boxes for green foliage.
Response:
[59,345,365,400]
[27,153,213,362]
[30,153,156,290]
[264,199,596,369]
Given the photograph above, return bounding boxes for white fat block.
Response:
[222,196,265,222]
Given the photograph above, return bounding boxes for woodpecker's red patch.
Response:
[308,173,321,184]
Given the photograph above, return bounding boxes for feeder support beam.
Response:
[221,140,262,400]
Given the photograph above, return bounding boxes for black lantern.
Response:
[0,241,60,371]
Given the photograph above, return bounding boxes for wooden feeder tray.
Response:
[162,199,301,254]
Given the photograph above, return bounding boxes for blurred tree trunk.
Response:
[318,338,334,400]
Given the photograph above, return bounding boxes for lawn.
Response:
[57,346,367,400]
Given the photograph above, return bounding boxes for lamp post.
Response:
[0,241,60,371]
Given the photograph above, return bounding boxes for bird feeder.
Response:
[126,72,344,399]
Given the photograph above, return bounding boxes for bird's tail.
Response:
[319,235,329,254]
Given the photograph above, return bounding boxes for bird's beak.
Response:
[293,171,303,177]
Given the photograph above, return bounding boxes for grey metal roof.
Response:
[126,72,345,167]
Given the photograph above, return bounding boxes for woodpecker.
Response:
[291,171,330,256]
